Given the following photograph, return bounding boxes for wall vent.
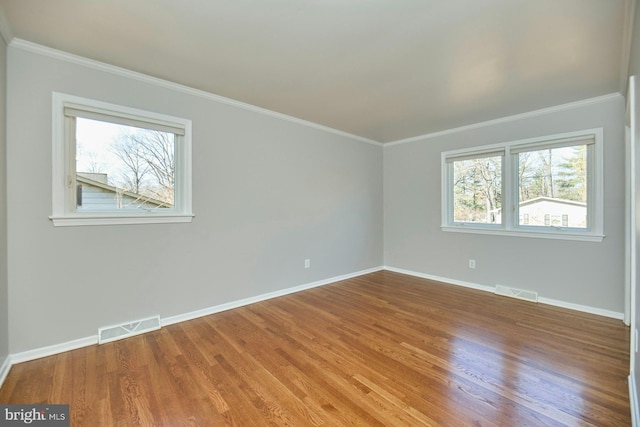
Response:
[494,285,538,303]
[98,315,161,344]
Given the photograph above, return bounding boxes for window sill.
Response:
[441,225,604,242]
[50,213,194,227]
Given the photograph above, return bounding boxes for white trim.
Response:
[626,76,636,329]
[0,354,11,389]
[441,226,605,242]
[631,74,640,377]
[10,38,382,147]
[538,297,624,320]
[1,265,622,369]
[385,93,622,147]
[384,266,624,320]
[631,373,640,427]
[384,266,495,293]
[64,105,186,135]
[161,266,385,326]
[10,336,98,365]
[51,92,194,226]
[440,128,604,242]
[3,267,384,365]
[50,214,194,227]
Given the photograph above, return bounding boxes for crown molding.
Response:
[8,37,625,149]
[9,38,383,147]
[385,93,623,147]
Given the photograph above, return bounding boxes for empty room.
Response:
[0,0,639,425]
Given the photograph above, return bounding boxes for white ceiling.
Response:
[0,0,632,143]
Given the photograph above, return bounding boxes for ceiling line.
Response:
[384,93,623,147]
[8,37,384,147]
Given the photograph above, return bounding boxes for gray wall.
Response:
[384,95,626,313]
[630,3,640,80]
[0,34,8,363]
[3,37,629,356]
[6,46,383,354]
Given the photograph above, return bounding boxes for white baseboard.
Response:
[0,354,11,390]
[384,266,625,320]
[2,264,623,373]
[631,373,639,427]
[161,266,385,326]
[384,266,495,293]
[3,266,385,367]
[538,297,624,320]
[10,335,98,365]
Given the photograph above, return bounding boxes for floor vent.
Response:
[98,315,161,344]
[494,285,538,303]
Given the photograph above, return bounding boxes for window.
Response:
[441,129,603,241]
[451,152,502,225]
[51,93,193,226]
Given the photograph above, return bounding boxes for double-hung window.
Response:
[441,128,603,241]
[51,93,193,226]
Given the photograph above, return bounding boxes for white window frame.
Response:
[441,128,604,242]
[50,92,194,226]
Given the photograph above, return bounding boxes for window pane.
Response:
[75,118,175,210]
[452,156,502,224]
[517,145,587,228]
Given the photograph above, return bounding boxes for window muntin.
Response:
[442,129,603,241]
[51,93,193,226]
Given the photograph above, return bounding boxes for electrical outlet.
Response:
[304,259,311,269]
[468,259,476,269]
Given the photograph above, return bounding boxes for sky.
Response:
[75,117,128,182]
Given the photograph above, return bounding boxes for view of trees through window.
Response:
[452,145,587,227]
[75,118,175,210]
[518,145,587,227]
[453,155,502,224]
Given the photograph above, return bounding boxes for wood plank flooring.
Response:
[0,271,631,426]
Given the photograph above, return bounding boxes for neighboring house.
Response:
[494,196,587,228]
[77,173,171,210]
[519,196,587,228]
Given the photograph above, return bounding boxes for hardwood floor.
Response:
[0,271,631,426]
